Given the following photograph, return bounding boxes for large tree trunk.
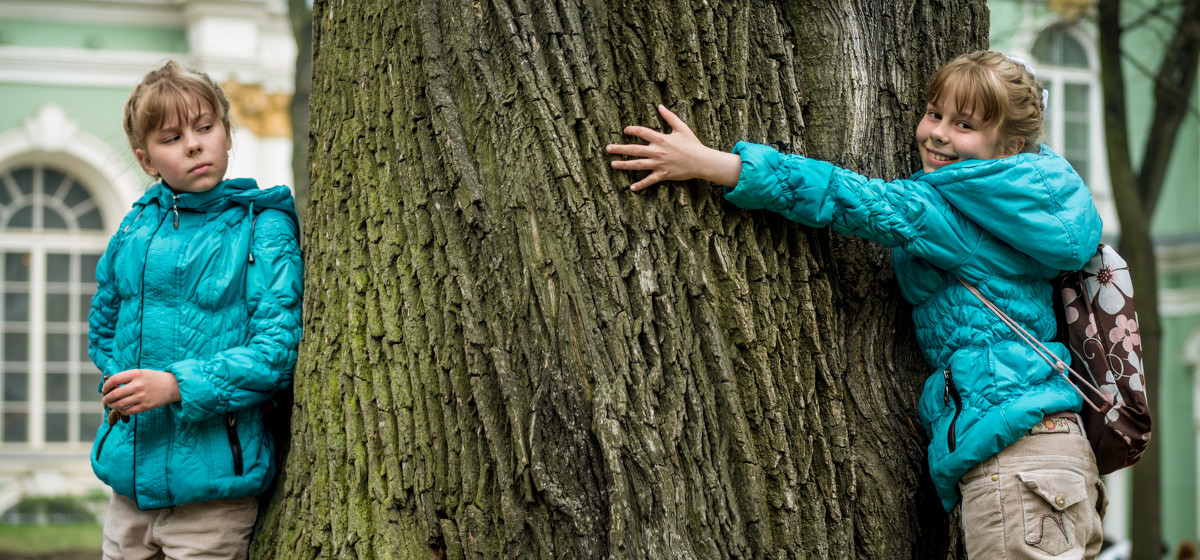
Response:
[253,1,987,558]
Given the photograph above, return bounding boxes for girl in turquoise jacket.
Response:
[89,61,302,559]
[608,51,1106,559]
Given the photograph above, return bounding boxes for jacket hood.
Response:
[134,178,298,223]
[910,144,1102,271]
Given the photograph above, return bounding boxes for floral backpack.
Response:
[960,243,1152,475]
[1052,244,1152,474]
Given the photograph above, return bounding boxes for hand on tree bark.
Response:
[608,104,742,191]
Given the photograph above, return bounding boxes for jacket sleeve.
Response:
[167,209,303,422]
[724,141,981,271]
[88,205,147,384]
[88,234,123,384]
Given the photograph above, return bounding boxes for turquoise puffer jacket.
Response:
[88,178,303,510]
[725,142,1102,512]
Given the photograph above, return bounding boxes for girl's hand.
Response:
[102,369,181,415]
[607,105,742,191]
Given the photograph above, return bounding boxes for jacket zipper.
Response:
[96,204,167,465]
[95,199,170,508]
[944,366,962,453]
[171,194,180,229]
[95,423,116,459]
[227,412,244,476]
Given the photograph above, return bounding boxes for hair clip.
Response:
[1007,56,1037,77]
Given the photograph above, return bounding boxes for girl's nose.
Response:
[931,123,950,143]
[185,136,201,155]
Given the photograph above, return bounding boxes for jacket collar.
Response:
[138,178,260,211]
[131,178,299,243]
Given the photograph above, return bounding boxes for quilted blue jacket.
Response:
[725,142,1102,512]
[88,178,303,509]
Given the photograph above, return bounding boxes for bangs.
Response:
[928,62,1004,127]
[133,78,224,137]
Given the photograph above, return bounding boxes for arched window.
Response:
[1031,26,1113,229]
[1,164,107,448]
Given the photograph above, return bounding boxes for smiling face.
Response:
[916,90,1011,174]
[134,94,230,194]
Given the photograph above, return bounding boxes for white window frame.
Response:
[0,105,132,452]
[1,164,109,451]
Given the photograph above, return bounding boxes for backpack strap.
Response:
[957,277,1115,415]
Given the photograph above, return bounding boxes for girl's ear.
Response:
[135,148,159,178]
[1004,138,1026,157]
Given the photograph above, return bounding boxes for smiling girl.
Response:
[607,50,1107,559]
[89,60,303,559]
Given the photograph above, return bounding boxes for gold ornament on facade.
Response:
[1047,0,1092,19]
[220,79,292,139]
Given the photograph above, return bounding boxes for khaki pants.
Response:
[958,418,1108,560]
[101,493,259,560]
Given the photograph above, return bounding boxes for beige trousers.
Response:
[101,493,259,560]
[958,418,1108,560]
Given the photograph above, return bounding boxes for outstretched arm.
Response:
[607,105,742,191]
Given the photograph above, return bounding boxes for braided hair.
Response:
[925,50,1046,155]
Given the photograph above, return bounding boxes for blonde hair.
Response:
[122,60,232,154]
[926,50,1045,155]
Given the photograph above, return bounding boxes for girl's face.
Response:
[916,90,1012,174]
[135,94,230,193]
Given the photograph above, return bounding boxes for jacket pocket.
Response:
[1017,470,1087,555]
[226,412,244,476]
[95,423,115,460]
[1094,477,1108,519]
[943,367,962,453]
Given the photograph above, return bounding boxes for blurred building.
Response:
[991,0,1200,552]
[0,0,295,513]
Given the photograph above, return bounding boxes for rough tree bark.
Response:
[253,1,987,558]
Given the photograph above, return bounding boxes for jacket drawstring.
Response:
[247,201,256,264]
[122,208,145,234]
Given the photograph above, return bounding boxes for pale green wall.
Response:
[1161,311,1200,549]
[1154,91,1200,235]
[1111,3,1200,550]
[987,0,1027,49]
[0,16,182,177]
[1117,0,1200,550]
[0,82,141,176]
[0,20,186,52]
[1119,3,1200,237]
